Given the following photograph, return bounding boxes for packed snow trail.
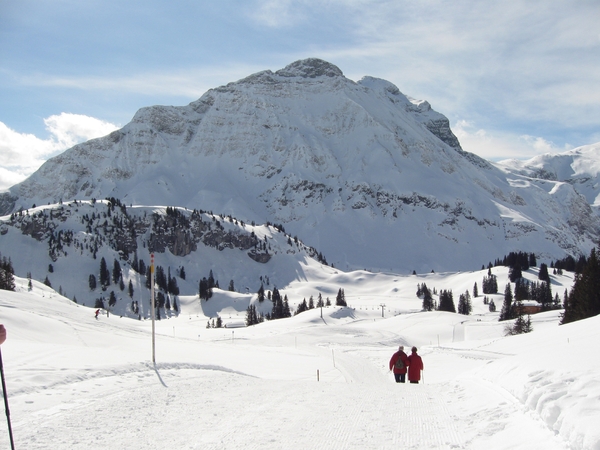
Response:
[6,366,465,450]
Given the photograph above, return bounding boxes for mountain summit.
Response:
[1,58,598,272]
[275,58,344,78]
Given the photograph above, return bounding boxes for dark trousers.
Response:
[394,373,406,383]
[410,380,419,384]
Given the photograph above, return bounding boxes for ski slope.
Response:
[0,273,598,449]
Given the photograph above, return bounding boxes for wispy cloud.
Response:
[248,0,307,28]
[17,64,268,99]
[453,120,572,161]
[0,114,118,191]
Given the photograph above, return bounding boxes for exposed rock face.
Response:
[2,59,598,271]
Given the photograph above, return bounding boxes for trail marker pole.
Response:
[151,253,156,364]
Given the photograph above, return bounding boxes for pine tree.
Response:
[132,253,139,273]
[199,277,213,301]
[482,272,498,294]
[168,274,179,296]
[99,257,110,289]
[271,287,283,319]
[316,293,324,308]
[509,264,522,282]
[139,259,146,276]
[540,281,553,311]
[128,280,134,298]
[499,283,514,321]
[296,299,308,315]
[538,263,550,283]
[421,284,434,311]
[155,266,167,292]
[438,290,456,313]
[108,290,117,308]
[246,304,259,326]
[457,291,472,315]
[0,257,16,291]
[89,274,97,291]
[336,288,347,307]
[112,259,122,284]
[514,278,529,301]
[282,295,291,318]
[561,247,600,324]
[506,299,533,335]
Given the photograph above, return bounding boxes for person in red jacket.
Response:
[407,346,423,383]
[389,345,410,383]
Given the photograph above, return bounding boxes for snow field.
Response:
[0,273,597,449]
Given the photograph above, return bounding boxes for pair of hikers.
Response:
[389,345,423,383]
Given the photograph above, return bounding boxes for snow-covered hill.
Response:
[0,200,335,317]
[1,59,598,272]
[1,268,598,449]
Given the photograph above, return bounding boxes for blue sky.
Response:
[1,0,599,190]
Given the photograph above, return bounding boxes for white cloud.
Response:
[453,120,572,161]
[0,113,118,191]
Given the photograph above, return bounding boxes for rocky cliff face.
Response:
[2,59,598,272]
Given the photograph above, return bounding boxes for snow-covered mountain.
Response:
[1,58,598,272]
[496,142,600,215]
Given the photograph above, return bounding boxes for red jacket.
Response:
[389,351,409,374]
[407,353,423,381]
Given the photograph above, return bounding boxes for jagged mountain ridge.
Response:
[1,58,598,272]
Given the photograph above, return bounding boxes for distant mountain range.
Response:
[1,58,599,273]
[497,143,600,216]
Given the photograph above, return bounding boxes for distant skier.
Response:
[407,346,424,384]
[389,345,410,383]
[95,309,100,319]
